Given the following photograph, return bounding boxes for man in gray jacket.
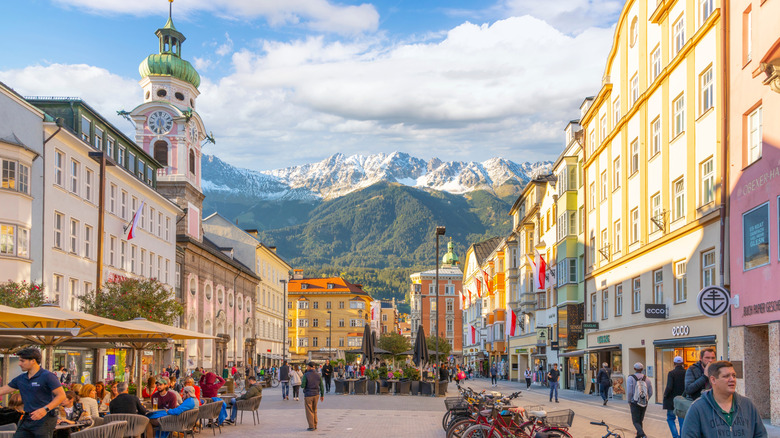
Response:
[681,361,766,438]
[626,362,653,438]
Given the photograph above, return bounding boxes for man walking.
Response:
[0,348,66,438]
[524,368,533,389]
[685,348,716,401]
[321,362,333,393]
[681,361,766,438]
[663,356,687,438]
[279,361,291,400]
[597,362,612,406]
[489,363,498,387]
[301,362,324,431]
[547,364,560,403]
[626,362,653,438]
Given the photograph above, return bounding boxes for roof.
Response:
[176,234,260,281]
[471,237,503,265]
[288,277,371,298]
[0,133,39,158]
[413,266,463,277]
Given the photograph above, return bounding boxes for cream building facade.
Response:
[580,0,727,401]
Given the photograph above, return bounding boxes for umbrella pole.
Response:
[136,348,143,398]
[44,345,54,372]
[2,353,9,405]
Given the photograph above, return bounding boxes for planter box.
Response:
[410,380,420,395]
[367,380,377,394]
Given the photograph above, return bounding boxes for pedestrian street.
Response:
[213,377,780,437]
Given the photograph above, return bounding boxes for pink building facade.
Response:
[727,0,780,424]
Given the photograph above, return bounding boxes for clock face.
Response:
[148,111,174,135]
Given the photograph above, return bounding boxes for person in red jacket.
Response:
[198,371,225,399]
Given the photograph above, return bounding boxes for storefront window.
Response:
[55,348,95,385]
[655,344,714,404]
[743,203,770,270]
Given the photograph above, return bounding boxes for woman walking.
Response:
[290,365,303,401]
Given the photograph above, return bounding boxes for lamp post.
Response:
[280,279,288,362]
[435,226,446,367]
[327,310,332,361]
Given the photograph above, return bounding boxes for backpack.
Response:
[631,374,648,407]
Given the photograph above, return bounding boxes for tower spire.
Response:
[169,0,173,20]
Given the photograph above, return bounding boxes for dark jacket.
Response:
[663,365,687,410]
[237,383,262,401]
[279,365,290,382]
[199,372,226,398]
[301,370,324,398]
[439,367,449,382]
[684,361,709,400]
[597,367,612,386]
[322,364,333,379]
[681,390,767,438]
[109,393,147,415]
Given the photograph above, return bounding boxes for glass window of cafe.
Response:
[55,349,95,385]
[654,343,715,404]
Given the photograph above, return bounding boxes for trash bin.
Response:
[575,374,584,391]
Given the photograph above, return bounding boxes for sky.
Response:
[0,0,624,171]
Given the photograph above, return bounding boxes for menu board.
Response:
[743,203,769,270]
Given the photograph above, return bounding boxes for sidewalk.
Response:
[460,377,780,437]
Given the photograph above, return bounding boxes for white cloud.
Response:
[215,33,234,57]
[193,57,212,71]
[51,0,380,35]
[494,0,624,34]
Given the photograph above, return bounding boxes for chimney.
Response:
[268,246,277,253]
[293,269,304,280]
[244,229,259,237]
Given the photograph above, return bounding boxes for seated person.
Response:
[148,386,198,432]
[142,377,156,399]
[224,376,262,425]
[108,382,147,415]
[150,378,179,410]
[182,378,201,402]
[0,393,24,426]
[198,372,225,399]
[78,384,100,420]
[57,391,85,425]
[166,377,183,405]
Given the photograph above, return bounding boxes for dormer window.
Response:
[327,283,334,289]
[301,284,308,289]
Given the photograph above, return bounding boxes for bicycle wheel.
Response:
[442,410,453,430]
[446,418,476,438]
[539,428,573,438]
[463,424,503,438]
[271,377,280,388]
[446,413,472,431]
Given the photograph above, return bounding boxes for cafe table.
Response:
[386,379,400,395]
[343,379,358,395]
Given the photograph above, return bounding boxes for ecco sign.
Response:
[645,304,667,319]
[672,326,690,336]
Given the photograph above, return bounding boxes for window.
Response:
[347,337,361,347]
[601,229,608,259]
[165,217,170,241]
[17,227,28,258]
[326,301,331,309]
[743,8,752,64]
[701,158,715,205]
[632,277,641,312]
[131,245,137,273]
[189,150,196,175]
[17,163,29,194]
[128,153,135,174]
[1,160,15,191]
[743,202,770,270]
[631,75,639,105]
[674,15,686,55]
[117,146,125,167]
[589,232,596,266]
[673,94,685,137]
[700,0,714,22]
[675,261,687,303]
[588,128,596,154]
[0,225,14,255]
[80,116,90,142]
[654,270,664,303]
[651,117,661,156]
[107,137,115,159]
[298,338,308,347]
[69,219,78,254]
[349,301,365,309]
[630,16,638,47]
[297,318,308,327]
[446,319,454,334]
[312,337,318,347]
[120,191,127,219]
[615,285,623,316]
[747,106,762,165]
[69,279,79,311]
[601,171,608,201]
[602,290,609,319]
[350,319,364,327]
[312,301,319,309]
[651,193,662,232]
[613,98,621,123]
[446,299,454,313]
[630,139,639,175]
[702,250,716,287]
[120,241,126,270]
[54,150,64,186]
[94,128,103,149]
[84,168,92,202]
[339,301,345,309]
[589,183,596,210]
[297,300,309,309]
[590,293,597,320]
[673,178,685,221]
[109,184,116,214]
[613,157,621,189]
[338,338,345,347]
[109,236,116,267]
[53,274,63,303]
[600,115,608,142]
[69,160,79,194]
[54,212,63,249]
[338,319,345,328]
[700,68,714,113]
[614,220,621,255]
[631,208,639,244]
[651,46,661,81]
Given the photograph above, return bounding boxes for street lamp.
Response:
[327,310,332,361]
[435,226,446,367]
[280,278,288,363]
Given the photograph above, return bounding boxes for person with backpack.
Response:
[626,362,653,438]
[597,362,612,405]
[663,356,687,438]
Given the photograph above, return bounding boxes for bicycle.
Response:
[590,421,625,438]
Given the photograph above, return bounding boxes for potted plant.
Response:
[405,367,421,395]
[366,369,379,394]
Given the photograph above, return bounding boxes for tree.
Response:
[79,278,183,324]
[426,335,452,359]
[0,280,48,308]
[378,332,410,364]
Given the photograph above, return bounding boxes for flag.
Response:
[125,200,145,240]
[468,288,472,303]
[460,291,466,308]
[482,269,493,295]
[534,250,546,290]
[476,278,482,298]
[506,308,518,337]
[470,325,477,344]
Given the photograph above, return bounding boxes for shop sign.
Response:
[550,341,559,351]
[582,321,599,330]
[742,203,771,270]
[515,348,528,354]
[742,299,780,317]
[536,328,548,345]
[671,325,690,336]
[644,304,667,319]
[67,352,81,356]
[597,335,610,344]
[697,286,730,317]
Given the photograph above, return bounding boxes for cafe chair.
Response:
[235,396,262,425]
[103,414,149,438]
[196,401,223,435]
[334,380,345,394]
[397,380,411,395]
[71,420,127,438]
[157,408,199,438]
[353,379,367,395]
[0,424,16,432]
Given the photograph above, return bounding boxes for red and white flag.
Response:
[476,279,482,298]
[125,200,145,240]
[506,308,518,337]
[482,269,493,295]
[470,325,478,344]
[534,250,546,290]
[460,291,466,308]
[468,288,472,303]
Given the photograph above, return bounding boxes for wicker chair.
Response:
[353,379,367,395]
[397,380,412,395]
[103,413,149,438]
[436,380,449,397]
[157,408,199,438]
[378,380,389,395]
[196,401,223,435]
[0,431,14,438]
[420,381,433,396]
[234,395,262,425]
[0,424,16,432]
[70,420,127,438]
[334,380,345,394]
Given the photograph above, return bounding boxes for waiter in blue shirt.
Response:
[0,348,66,438]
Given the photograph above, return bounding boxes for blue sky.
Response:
[0,0,623,170]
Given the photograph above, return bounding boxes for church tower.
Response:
[130,2,206,241]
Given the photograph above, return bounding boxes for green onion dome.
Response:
[139,54,200,89]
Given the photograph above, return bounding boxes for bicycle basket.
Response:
[544,409,575,428]
[445,397,469,411]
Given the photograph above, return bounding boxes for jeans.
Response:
[229,397,238,421]
[491,375,497,385]
[600,383,610,402]
[15,414,57,438]
[281,381,289,399]
[525,378,531,389]
[666,409,684,438]
[293,385,300,398]
[324,377,332,393]
[549,381,559,401]
[629,402,647,437]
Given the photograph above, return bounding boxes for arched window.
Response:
[189,149,196,175]
[154,141,168,166]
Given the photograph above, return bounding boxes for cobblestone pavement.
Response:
[216,377,780,437]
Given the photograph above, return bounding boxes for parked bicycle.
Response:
[590,421,624,438]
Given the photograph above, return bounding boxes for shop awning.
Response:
[585,344,622,353]
[653,336,716,347]
[559,350,585,357]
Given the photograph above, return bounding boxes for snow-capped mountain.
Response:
[202,152,552,201]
